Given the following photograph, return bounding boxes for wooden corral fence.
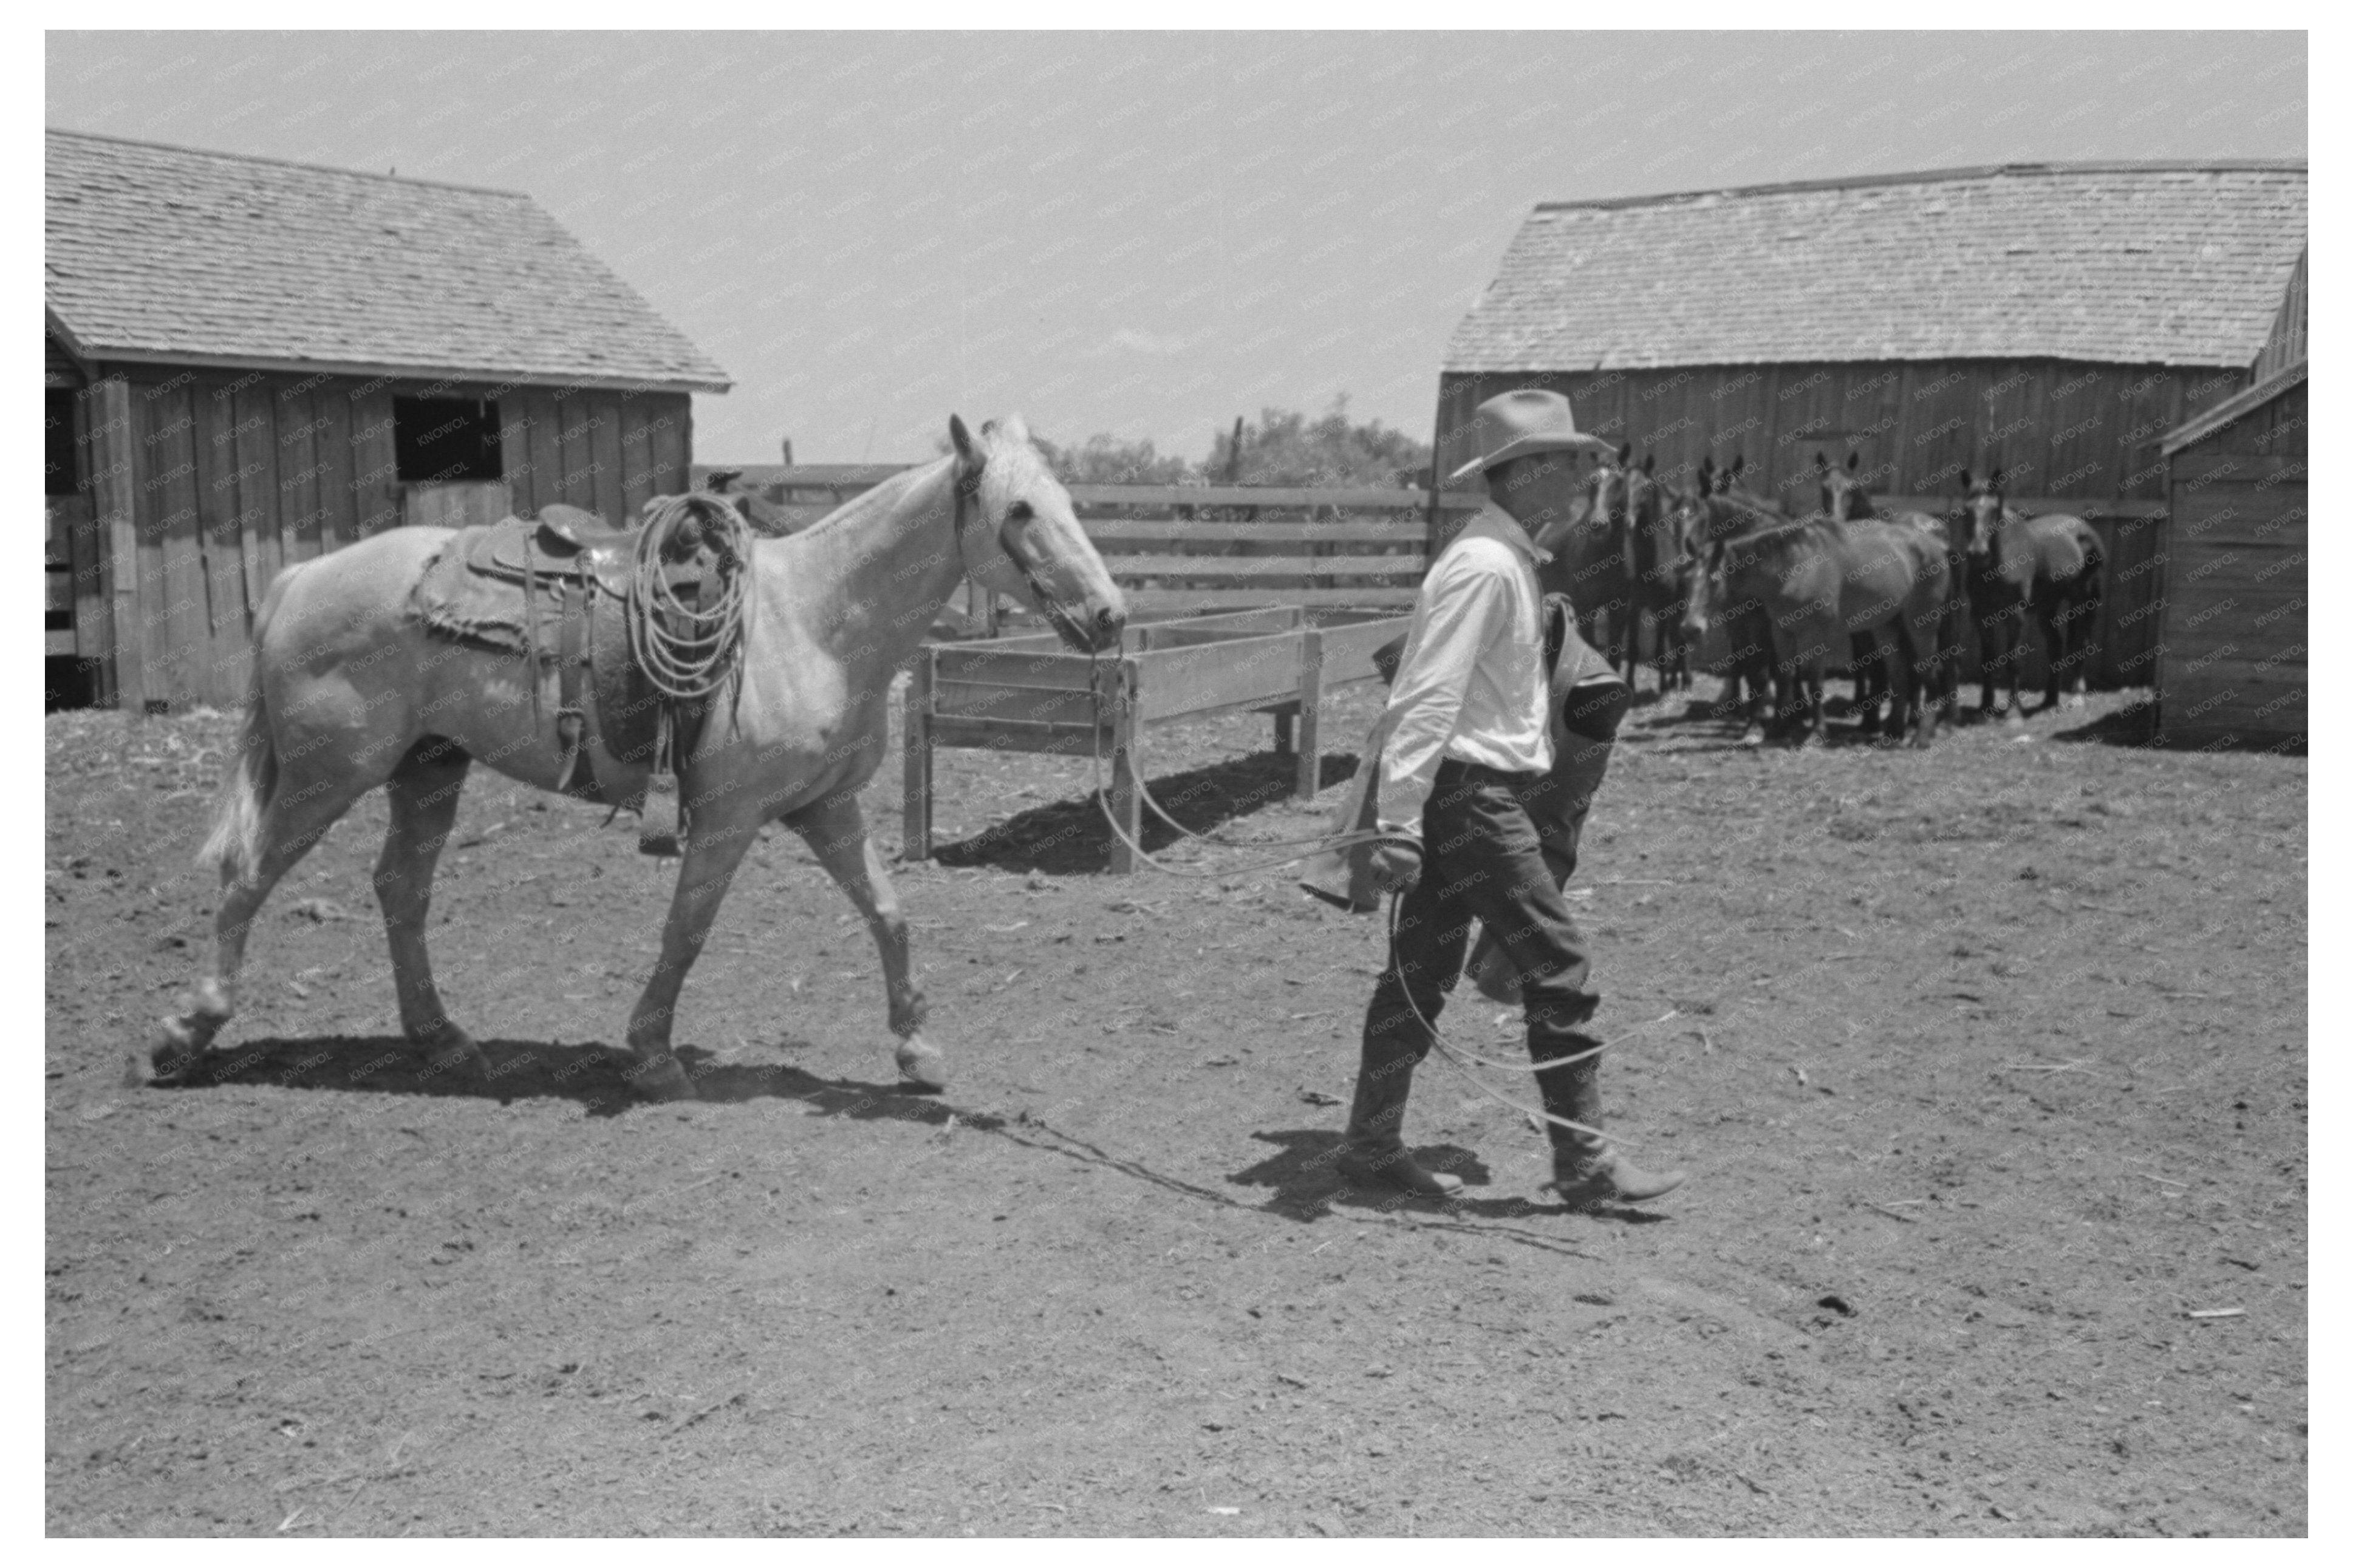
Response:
[693,466,1484,633]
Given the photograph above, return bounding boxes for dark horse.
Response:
[1679,511,1955,748]
[1956,469,2106,719]
[1592,446,1689,693]
[1663,459,1792,735]
[1530,448,1631,675]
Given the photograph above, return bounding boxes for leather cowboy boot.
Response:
[1540,1053,1686,1209]
[1335,999,1463,1199]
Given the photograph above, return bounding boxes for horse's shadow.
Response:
[155,1034,972,1126]
[933,749,1362,876]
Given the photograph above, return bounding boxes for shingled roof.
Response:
[1447,162,2306,374]
[45,129,729,392]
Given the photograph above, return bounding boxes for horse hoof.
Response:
[627,1054,697,1102]
[149,1004,224,1083]
[896,1037,949,1092]
[148,1028,208,1085]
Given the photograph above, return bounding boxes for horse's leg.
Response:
[791,791,946,1091]
[1853,632,1884,735]
[375,737,488,1077]
[2003,607,2029,724]
[620,805,759,1101]
[1974,602,2000,718]
[154,761,375,1082]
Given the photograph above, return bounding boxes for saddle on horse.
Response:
[409,496,751,856]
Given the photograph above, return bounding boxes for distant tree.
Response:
[1031,432,1194,487]
[1209,395,1430,488]
[952,397,1430,489]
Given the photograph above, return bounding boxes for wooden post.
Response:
[84,378,143,712]
[1272,708,1293,755]
[1102,658,1141,874]
[1294,625,1323,802]
[900,649,935,861]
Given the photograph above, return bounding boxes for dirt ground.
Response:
[45,675,2306,1537]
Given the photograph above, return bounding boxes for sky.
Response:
[44,30,2307,466]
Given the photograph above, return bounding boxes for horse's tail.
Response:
[2078,526,2107,606]
[198,565,296,882]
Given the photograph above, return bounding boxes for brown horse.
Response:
[1526,449,1625,667]
[1667,464,1790,735]
[154,415,1125,1099]
[1956,468,2106,718]
[1619,454,1695,693]
[1815,451,1965,726]
[1562,444,1644,677]
[1679,513,1954,747]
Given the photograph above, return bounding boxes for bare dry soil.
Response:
[45,681,2306,1536]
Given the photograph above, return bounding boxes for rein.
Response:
[1386,893,1681,1144]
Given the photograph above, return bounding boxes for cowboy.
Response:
[1333,389,1688,1208]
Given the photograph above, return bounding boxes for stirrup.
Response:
[638,771,681,858]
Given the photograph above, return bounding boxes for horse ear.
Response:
[1990,466,2004,488]
[949,414,982,472]
[1814,450,1828,471]
[1847,450,1860,472]
[1730,454,1746,477]
[1958,468,1971,490]
[1000,412,1031,447]
[1641,453,1655,474]
[1616,440,1632,465]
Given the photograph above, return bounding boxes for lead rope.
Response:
[1385,893,1682,1145]
[1081,655,1385,878]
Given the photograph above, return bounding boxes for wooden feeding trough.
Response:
[900,606,1410,873]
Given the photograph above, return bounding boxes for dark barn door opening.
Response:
[46,385,100,711]
[394,395,510,530]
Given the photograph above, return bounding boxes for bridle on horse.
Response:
[955,455,1095,652]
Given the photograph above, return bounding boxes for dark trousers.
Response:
[1357,758,1606,1162]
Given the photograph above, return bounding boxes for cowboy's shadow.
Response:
[1229,1128,1668,1225]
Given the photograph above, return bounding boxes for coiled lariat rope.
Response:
[629,493,755,706]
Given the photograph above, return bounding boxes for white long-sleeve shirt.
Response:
[1375,505,1555,837]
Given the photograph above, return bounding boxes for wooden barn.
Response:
[44,129,729,712]
[1436,160,2307,687]
[2153,357,2306,747]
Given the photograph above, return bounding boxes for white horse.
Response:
[154,415,1124,1100]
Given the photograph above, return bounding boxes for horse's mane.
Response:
[786,455,954,545]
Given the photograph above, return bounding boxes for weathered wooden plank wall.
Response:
[2159,380,2306,743]
[1436,359,2249,515]
[1436,358,2255,690]
[77,370,694,707]
[496,387,691,524]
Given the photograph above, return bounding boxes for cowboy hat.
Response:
[1446,389,1615,482]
